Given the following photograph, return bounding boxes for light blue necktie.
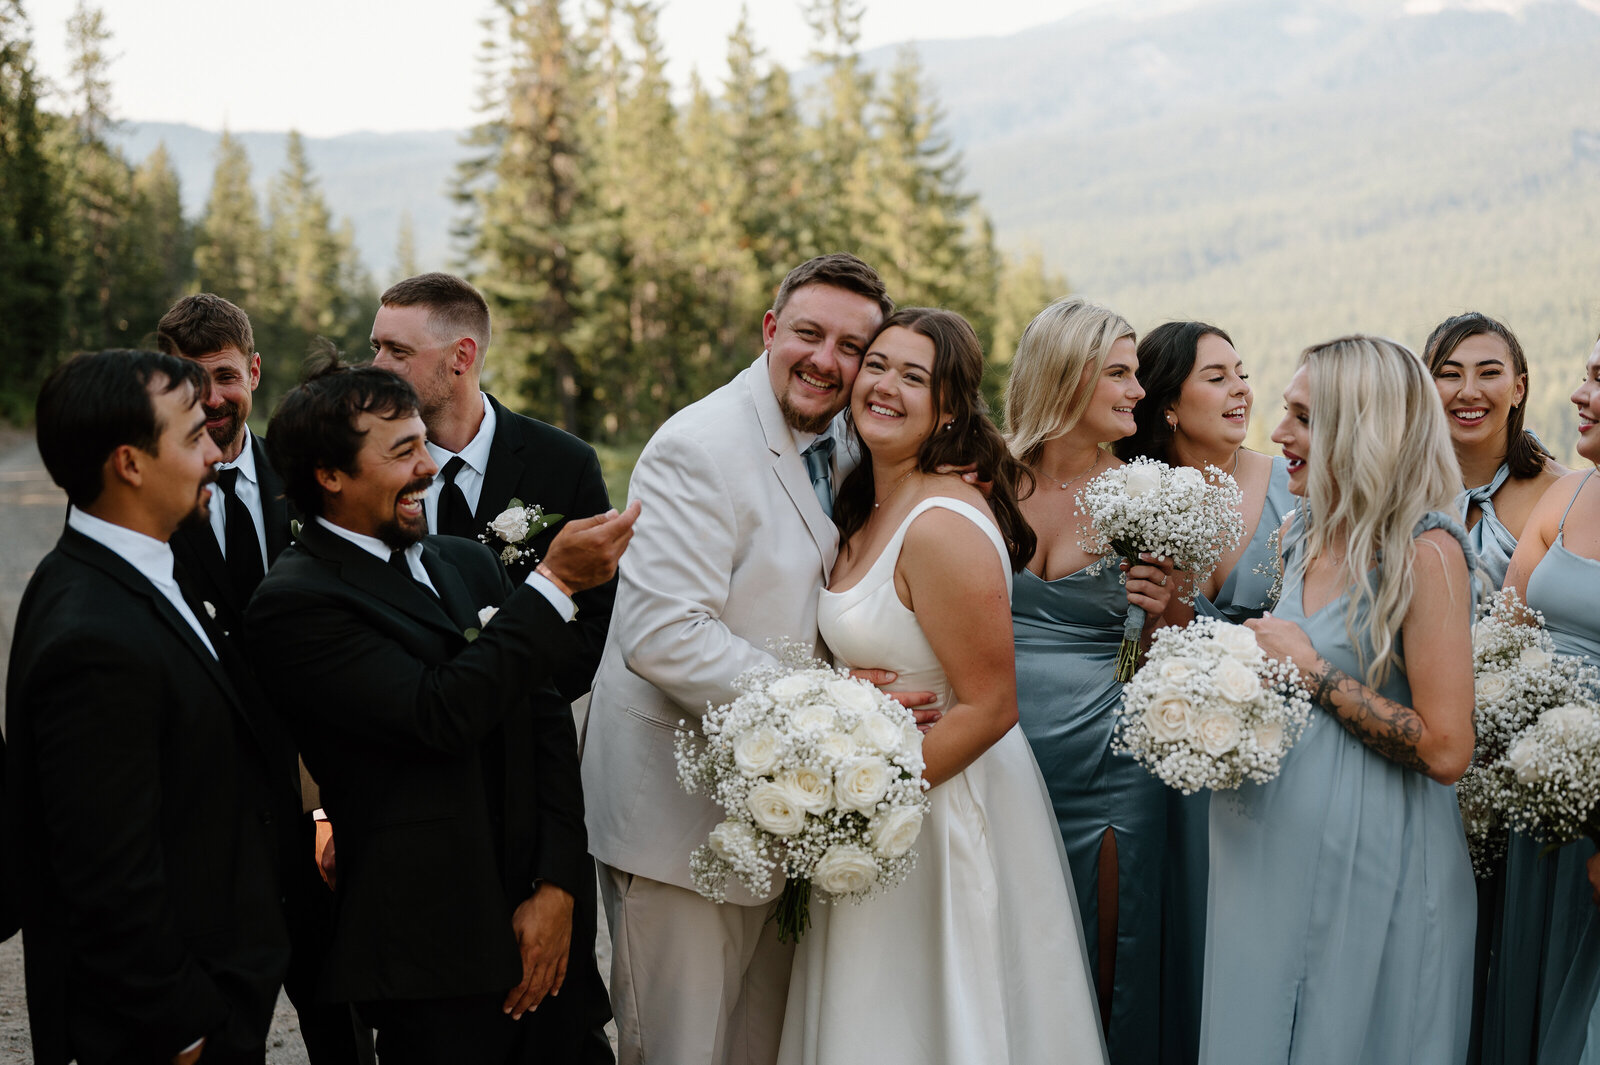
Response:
[801,436,836,519]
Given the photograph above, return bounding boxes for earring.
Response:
[942,421,955,431]
[454,369,463,376]
[1166,413,1177,428]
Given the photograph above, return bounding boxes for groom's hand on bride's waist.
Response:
[849,668,942,732]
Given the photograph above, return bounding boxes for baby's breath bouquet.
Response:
[1458,590,1600,876]
[673,646,930,942]
[1114,617,1314,792]
[1488,700,1600,853]
[1078,458,1245,680]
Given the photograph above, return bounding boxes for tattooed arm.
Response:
[1246,528,1475,785]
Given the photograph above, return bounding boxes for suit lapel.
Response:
[251,433,293,562]
[747,356,838,573]
[420,540,482,633]
[298,521,465,638]
[476,395,526,530]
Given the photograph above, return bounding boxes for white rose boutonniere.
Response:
[478,498,563,567]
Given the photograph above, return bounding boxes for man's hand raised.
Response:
[541,500,641,593]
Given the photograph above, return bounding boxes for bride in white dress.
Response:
[777,308,1106,1065]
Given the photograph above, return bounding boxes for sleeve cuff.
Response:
[524,572,577,622]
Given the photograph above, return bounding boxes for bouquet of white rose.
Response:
[1114,616,1314,792]
[1078,457,1245,680]
[1458,590,1600,876]
[673,646,930,941]
[1487,700,1600,852]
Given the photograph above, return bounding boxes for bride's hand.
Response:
[850,667,943,732]
[1122,552,1175,617]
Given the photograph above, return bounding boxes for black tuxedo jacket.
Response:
[463,395,615,699]
[243,520,589,1003]
[170,430,294,632]
[4,527,299,1065]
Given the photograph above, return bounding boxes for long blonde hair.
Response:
[1298,335,1463,686]
[1004,295,1135,464]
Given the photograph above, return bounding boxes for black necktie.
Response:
[389,549,437,599]
[217,466,266,602]
[435,456,475,539]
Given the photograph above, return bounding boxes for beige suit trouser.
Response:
[600,862,794,1065]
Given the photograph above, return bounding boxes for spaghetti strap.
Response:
[1557,469,1596,535]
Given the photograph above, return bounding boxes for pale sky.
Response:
[23,0,1090,136]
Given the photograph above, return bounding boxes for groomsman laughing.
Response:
[244,360,637,1065]
[157,293,375,1065]
[5,350,300,1065]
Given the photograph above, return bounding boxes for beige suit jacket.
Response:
[581,353,841,902]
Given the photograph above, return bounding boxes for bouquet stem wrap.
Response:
[773,877,812,943]
[1115,542,1146,682]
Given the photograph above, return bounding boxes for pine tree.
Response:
[194,130,265,310]
[800,0,875,257]
[0,0,64,414]
[121,143,191,342]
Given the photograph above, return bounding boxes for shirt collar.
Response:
[315,515,420,564]
[67,505,174,583]
[425,392,495,476]
[221,429,259,482]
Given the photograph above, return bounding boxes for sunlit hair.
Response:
[380,272,493,358]
[835,308,1037,571]
[1114,320,1235,463]
[1298,335,1464,686]
[1004,295,1135,465]
[1423,311,1550,480]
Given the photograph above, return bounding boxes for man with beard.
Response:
[582,254,900,1065]
[245,360,638,1063]
[5,350,299,1065]
[158,293,373,1065]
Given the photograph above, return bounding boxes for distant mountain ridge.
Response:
[109,0,1600,455]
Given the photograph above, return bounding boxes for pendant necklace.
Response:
[874,468,917,509]
[1048,452,1101,491]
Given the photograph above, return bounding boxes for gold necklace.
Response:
[874,468,917,509]
[1044,452,1101,491]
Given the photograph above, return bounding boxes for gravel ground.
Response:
[0,433,615,1062]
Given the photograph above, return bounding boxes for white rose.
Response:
[776,766,833,814]
[852,712,906,755]
[824,677,879,716]
[867,805,924,857]
[1475,670,1512,704]
[813,843,881,896]
[1519,647,1555,672]
[1214,658,1262,703]
[477,605,499,627]
[1195,709,1243,756]
[733,727,784,777]
[707,820,756,862]
[767,674,816,701]
[834,756,893,813]
[791,702,839,733]
[1124,464,1162,498]
[1540,703,1597,730]
[489,507,530,543]
[1471,625,1491,651]
[1253,721,1285,754]
[1168,465,1206,502]
[1506,737,1541,785]
[1145,690,1194,743]
[817,731,858,762]
[1213,624,1263,662]
[1158,657,1201,685]
[746,781,806,836]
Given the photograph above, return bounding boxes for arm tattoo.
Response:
[1313,662,1431,775]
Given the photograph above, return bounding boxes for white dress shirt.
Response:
[314,516,575,621]
[68,506,217,659]
[208,430,270,570]
[424,393,496,534]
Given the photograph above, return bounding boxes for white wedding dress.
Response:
[777,498,1108,1065]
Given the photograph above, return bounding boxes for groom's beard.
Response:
[378,475,434,551]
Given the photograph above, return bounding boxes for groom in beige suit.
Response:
[582,254,895,1064]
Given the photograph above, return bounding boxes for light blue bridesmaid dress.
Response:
[1485,471,1600,1065]
[1015,563,1167,1063]
[1461,462,1520,592]
[1200,509,1478,1064]
[1163,457,1295,1065]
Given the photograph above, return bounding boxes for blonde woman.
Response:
[1007,296,1177,1060]
[1203,337,1477,1063]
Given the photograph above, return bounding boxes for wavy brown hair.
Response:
[834,308,1036,570]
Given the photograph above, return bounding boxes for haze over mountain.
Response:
[110,0,1600,452]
